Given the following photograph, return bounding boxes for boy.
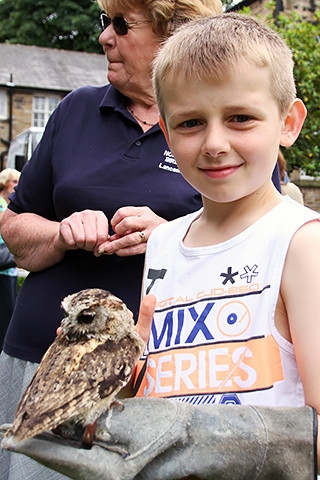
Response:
[134,9,320,462]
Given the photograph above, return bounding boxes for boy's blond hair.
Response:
[97,0,222,37]
[153,13,296,118]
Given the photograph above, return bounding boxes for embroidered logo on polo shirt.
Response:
[159,149,181,174]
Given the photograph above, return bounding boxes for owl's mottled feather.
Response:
[6,289,144,443]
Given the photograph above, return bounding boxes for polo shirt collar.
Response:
[99,84,129,116]
[99,84,160,132]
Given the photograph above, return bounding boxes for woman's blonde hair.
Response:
[0,168,20,192]
[97,0,222,37]
[153,13,296,118]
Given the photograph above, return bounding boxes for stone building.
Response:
[0,44,108,168]
[229,0,319,19]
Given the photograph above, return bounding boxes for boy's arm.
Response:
[281,218,320,462]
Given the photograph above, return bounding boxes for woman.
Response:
[0,1,223,479]
[0,169,20,352]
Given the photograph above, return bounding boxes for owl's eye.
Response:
[77,310,96,324]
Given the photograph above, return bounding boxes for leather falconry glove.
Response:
[1,397,317,480]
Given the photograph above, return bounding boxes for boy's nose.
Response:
[201,123,231,158]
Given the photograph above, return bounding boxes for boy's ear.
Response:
[280,98,307,148]
[159,117,171,147]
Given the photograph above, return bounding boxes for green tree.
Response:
[235,3,320,175]
[0,0,102,53]
[271,9,320,176]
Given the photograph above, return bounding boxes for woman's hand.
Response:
[59,210,110,254]
[97,206,166,256]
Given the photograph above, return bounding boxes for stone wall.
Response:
[0,90,35,165]
[296,183,320,212]
[11,91,34,138]
[245,0,319,20]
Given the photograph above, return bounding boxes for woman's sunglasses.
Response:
[99,13,151,36]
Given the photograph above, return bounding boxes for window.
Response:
[0,91,7,119]
[32,95,60,127]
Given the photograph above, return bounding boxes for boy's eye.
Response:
[233,114,251,123]
[181,119,200,128]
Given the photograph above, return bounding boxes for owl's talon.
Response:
[110,399,124,411]
[82,421,98,449]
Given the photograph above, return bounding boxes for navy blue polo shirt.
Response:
[4,85,202,363]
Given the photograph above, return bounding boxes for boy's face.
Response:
[161,62,289,204]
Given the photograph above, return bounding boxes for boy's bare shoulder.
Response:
[286,216,320,264]
[291,216,320,242]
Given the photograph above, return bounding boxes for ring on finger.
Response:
[139,231,147,242]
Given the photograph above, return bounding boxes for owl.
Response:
[6,288,145,447]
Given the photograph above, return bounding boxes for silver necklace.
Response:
[128,108,157,127]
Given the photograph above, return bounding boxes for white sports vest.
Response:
[134,197,319,407]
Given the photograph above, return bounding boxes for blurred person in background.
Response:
[278,149,304,204]
[0,168,20,352]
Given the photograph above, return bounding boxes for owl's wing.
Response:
[9,334,142,441]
